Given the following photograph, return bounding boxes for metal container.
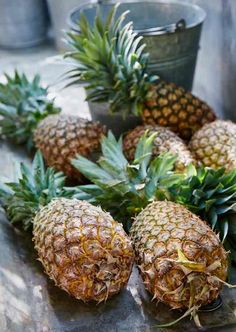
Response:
[68,0,206,136]
[0,0,48,49]
[47,0,85,50]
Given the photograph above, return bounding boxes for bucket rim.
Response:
[67,0,206,35]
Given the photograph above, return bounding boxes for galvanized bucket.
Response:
[0,0,48,49]
[68,0,206,136]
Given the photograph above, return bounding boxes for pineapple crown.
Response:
[0,151,72,230]
[169,167,236,260]
[65,4,157,116]
[0,71,61,149]
[69,131,183,231]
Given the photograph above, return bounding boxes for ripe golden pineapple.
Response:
[66,4,217,140]
[0,153,134,302]
[0,71,106,180]
[33,198,134,302]
[34,114,106,179]
[123,125,195,172]
[189,120,236,171]
[130,201,228,326]
[142,82,216,139]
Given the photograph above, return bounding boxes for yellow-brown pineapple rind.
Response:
[34,114,106,180]
[189,120,236,171]
[123,125,195,172]
[141,81,217,140]
[130,201,228,310]
[33,198,134,302]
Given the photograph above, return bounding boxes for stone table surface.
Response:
[0,42,236,332]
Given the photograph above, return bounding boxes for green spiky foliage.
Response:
[0,151,72,230]
[168,167,236,261]
[0,71,61,149]
[69,131,183,231]
[65,4,156,116]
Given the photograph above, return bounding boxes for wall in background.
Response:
[184,0,236,120]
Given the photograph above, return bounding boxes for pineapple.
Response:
[34,114,106,180]
[169,166,236,261]
[123,125,195,172]
[0,71,106,179]
[66,4,216,140]
[130,201,228,327]
[189,120,236,171]
[0,152,134,302]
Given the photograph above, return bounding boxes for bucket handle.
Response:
[138,19,186,35]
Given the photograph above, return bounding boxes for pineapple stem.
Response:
[153,305,200,328]
[210,276,236,288]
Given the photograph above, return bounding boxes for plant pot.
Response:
[0,0,48,49]
[87,100,142,137]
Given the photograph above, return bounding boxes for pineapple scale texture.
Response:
[33,198,134,302]
[34,114,106,180]
[130,201,228,309]
[142,81,216,140]
[123,125,195,172]
[189,120,236,171]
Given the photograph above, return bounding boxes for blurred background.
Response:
[0,0,235,120]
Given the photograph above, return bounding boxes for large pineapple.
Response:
[0,152,134,302]
[123,125,195,172]
[130,201,228,327]
[0,71,106,179]
[66,4,216,140]
[189,120,236,171]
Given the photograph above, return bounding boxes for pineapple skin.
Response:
[33,198,134,302]
[130,201,228,309]
[34,114,106,180]
[141,81,217,140]
[123,125,195,172]
[189,120,236,171]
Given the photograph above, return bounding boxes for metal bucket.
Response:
[0,0,48,49]
[68,0,206,136]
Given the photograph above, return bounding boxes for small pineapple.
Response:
[66,4,216,140]
[130,201,228,327]
[0,152,134,302]
[189,120,236,171]
[0,71,106,179]
[123,125,194,172]
[34,114,106,180]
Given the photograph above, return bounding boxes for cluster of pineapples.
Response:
[0,4,236,330]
